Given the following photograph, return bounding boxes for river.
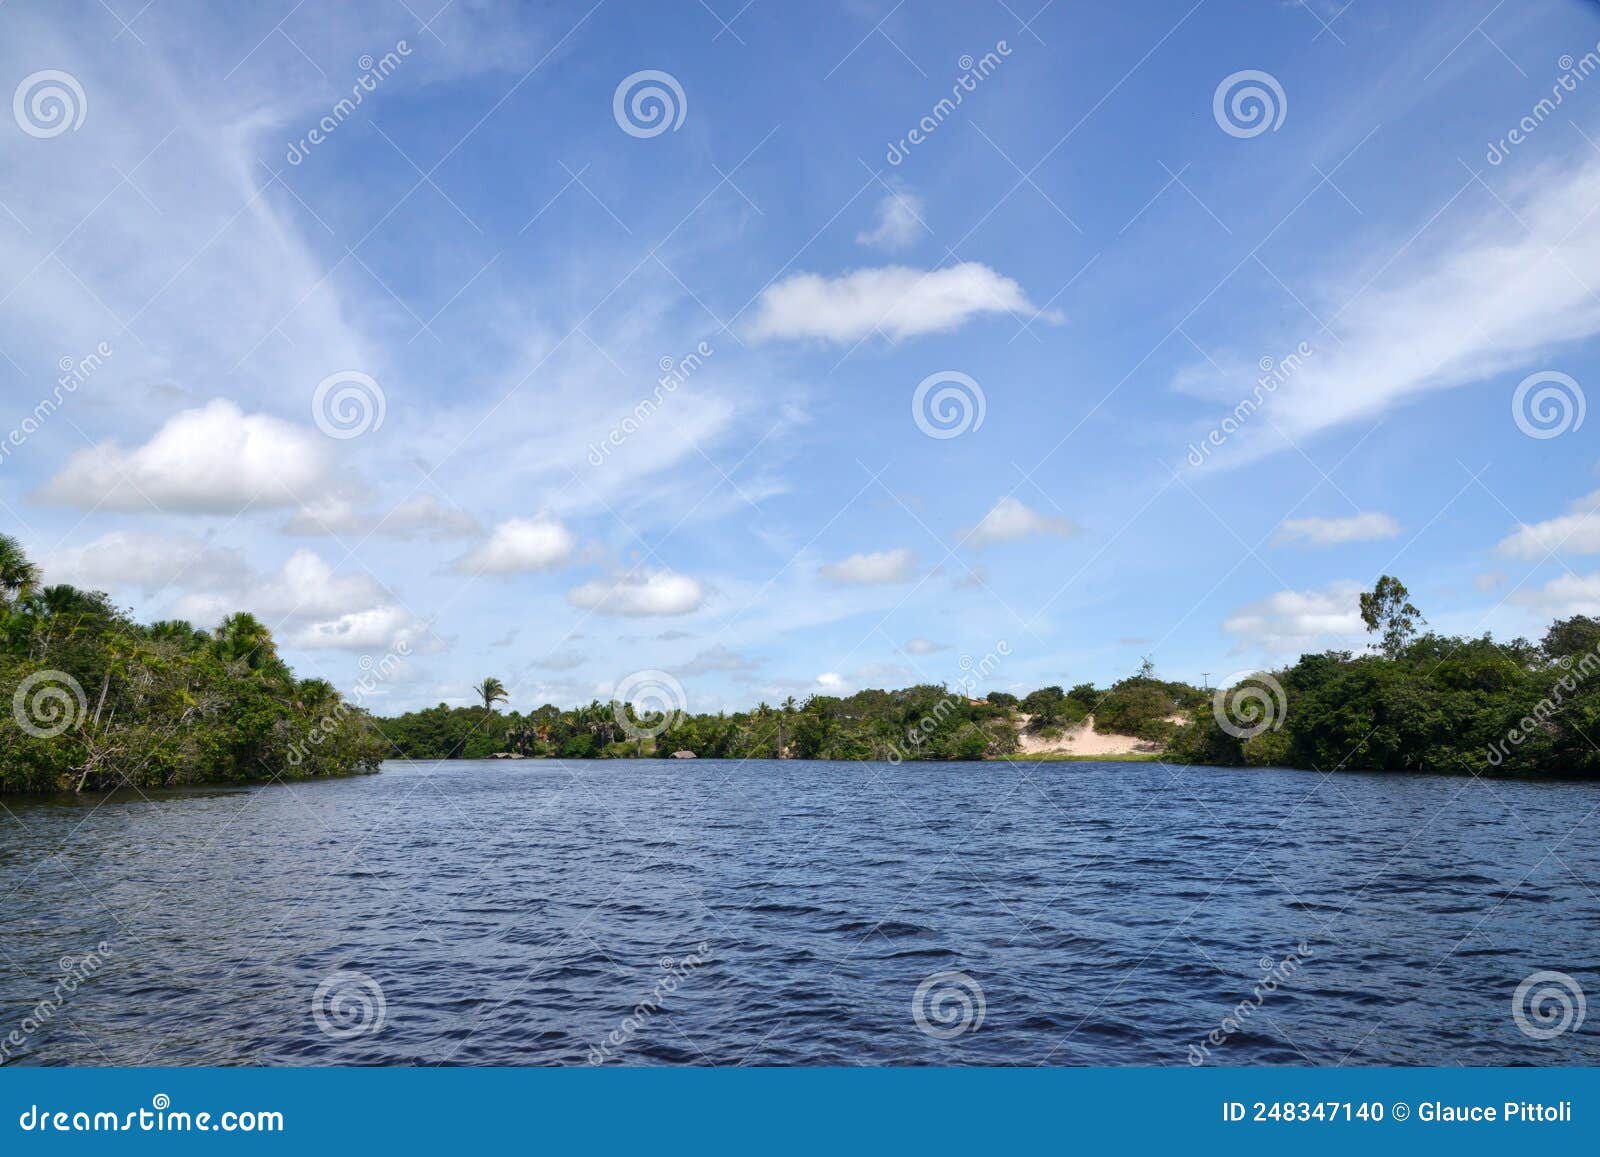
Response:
[2,758,1595,1065]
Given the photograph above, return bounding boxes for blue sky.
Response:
[5,0,1600,714]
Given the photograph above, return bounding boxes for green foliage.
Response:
[1360,574,1424,659]
[0,539,384,795]
[1166,619,1600,776]
[378,683,1022,762]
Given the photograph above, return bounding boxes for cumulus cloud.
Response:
[903,637,947,654]
[39,400,335,513]
[1222,581,1367,656]
[745,262,1045,343]
[1496,490,1600,559]
[43,531,252,598]
[1512,571,1600,617]
[286,493,481,540]
[819,548,916,585]
[456,514,577,574]
[963,496,1077,547]
[1273,512,1401,547]
[855,189,925,250]
[567,568,706,616]
[171,549,430,652]
[675,645,759,675]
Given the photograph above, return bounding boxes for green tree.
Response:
[474,677,509,714]
[1360,575,1423,659]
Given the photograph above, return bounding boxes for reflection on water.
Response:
[2,758,1597,1065]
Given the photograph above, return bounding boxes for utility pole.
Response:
[1201,672,1211,692]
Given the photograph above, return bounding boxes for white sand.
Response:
[1014,713,1160,756]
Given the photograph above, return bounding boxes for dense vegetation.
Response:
[9,542,1596,792]
[0,536,384,795]
[376,686,1025,761]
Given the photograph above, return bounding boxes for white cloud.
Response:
[40,400,335,514]
[819,548,916,585]
[171,548,429,652]
[1496,490,1600,559]
[456,515,576,574]
[1222,581,1367,656]
[745,262,1044,343]
[1513,571,1600,617]
[903,637,947,654]
[855,189,925,250]
[1273,512,1401,547]
[286,494,480,540]
[676,645,759,675]
[816,672,846,689]
[567,568,706,616]
[42,531,252,597]
[1192,155,1600,444]
[964,496,1077,547]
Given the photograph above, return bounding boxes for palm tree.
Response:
[473,677,508,713]
[0,534,41,602]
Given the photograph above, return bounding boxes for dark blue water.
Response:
[2,759,1597,1065]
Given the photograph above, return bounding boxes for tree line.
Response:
[0,535,384,795]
